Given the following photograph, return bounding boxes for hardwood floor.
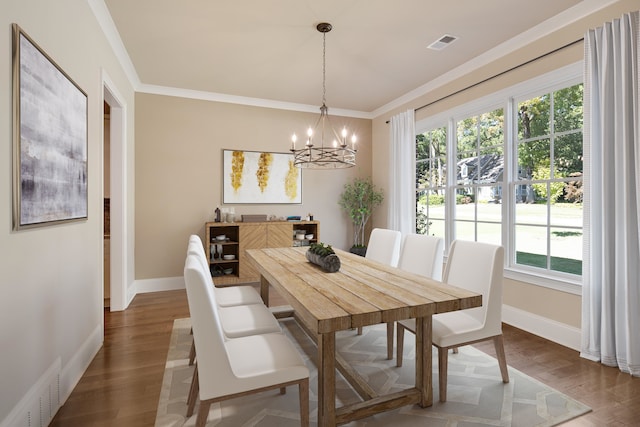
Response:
[49,290,189,426]
[51,288,639,426]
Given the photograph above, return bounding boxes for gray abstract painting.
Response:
[15,26,87,228]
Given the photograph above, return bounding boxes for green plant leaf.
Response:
[338,177,384,247]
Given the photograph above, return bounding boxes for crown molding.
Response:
[138,83,372,119]
[87,0,141,89]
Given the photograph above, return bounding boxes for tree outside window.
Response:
[515,83,583,275]
[416,127,446,237]
[455,109,504,246]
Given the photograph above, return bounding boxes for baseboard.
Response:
[502,304,581,351]
[0,358,60,427]
[135,276,185,294]
[59,322,103,403]
[1,323,102,427]
[126,283,137,307]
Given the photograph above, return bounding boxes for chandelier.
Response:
[290,22,357,169]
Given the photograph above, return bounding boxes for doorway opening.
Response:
[103,101,111,308]
[103,76,128,312]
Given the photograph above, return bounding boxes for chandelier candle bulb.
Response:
[291,134,297,150]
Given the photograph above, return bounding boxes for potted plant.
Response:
[338,177,384,256]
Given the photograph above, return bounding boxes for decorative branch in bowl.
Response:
[306,242,341,273]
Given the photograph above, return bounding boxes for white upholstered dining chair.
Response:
[389,234,444,361]
[187,235,266,365]
[357,228,402,351]
[188,235,263,307]
[365,228,402,267]
[186,236,284,412]
[396,239,509,402]
[184,255,309,427]
[187,236,279,338]
[397,233,444,280]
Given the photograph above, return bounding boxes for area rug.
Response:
[156,318,590,426]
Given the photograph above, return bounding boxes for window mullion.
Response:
[504,97,515,267]
[445,117,456,251]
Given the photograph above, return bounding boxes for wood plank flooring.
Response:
[50,288,639,426]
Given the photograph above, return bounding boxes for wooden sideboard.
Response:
[204,220,319,286]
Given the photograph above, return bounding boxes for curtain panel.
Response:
[388,109,416,235]
[582,10,640,376]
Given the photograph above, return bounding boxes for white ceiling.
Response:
[101,0,605,116]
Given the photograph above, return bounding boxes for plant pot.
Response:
[349,246,367,257]
[305,250,341,273]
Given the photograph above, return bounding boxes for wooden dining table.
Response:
[246,246,482,426]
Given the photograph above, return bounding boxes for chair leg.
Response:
[280,387,286,395]
[357,326,363,335]
[396,323,405,367]
[299,378,309,427]
[189,339,196,366]
[186,363,199,417]
[386,321,394,360]
[196,400,211,427]
[438,347,449,402]
[493,335,510,383]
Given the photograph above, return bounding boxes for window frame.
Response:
[414,61,583,295]
[452,106,505,246]
[509,82,583,284]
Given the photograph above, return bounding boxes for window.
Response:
[454,109,504,245]
[416,127,446,238]
[514,84,583,276]
[414,64,583,289]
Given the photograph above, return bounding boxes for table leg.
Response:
[317,332,336,427]
[386,321,394,360]
[260,276,270,306]
[415,315,433,407]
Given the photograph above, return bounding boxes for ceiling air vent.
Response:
[428,34,458,51]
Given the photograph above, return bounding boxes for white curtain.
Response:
[582,11,640,376]
[388,109,415,235]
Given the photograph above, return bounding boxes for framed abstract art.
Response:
[222,149,302,204]
[12,24,88,229]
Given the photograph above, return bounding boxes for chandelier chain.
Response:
[322,31,326,106]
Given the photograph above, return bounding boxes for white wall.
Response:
[0,0,135,425]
